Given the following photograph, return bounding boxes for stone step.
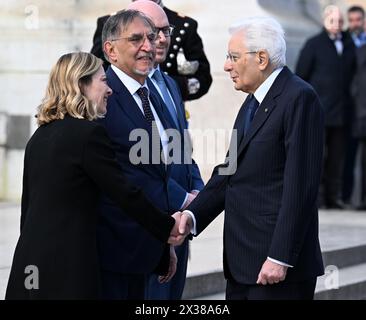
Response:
[322,244,366,269]
[315,262,366,300]
[183,243,366,300]
[192,263,366,300]
[183,271,225,300]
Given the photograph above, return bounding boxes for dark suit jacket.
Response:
[295,29,356,127]
[90,6,212,101]
[5,116,174,300]
[351,45,366,138]
[188,67,325,284]
[148,71,204,198]
[97,67,203,275]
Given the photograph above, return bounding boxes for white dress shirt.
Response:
[329,33,343,55]
[184,67,293,268]
[111,65,169,162]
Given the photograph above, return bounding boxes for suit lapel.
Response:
[320,30,342,59]
[147,78,175,130]
[106,67,167,177]
[148,85,173,176]
[237,67,292,157]
[106,67,150,132]
[231,97,249,145]
[162,73,186,132]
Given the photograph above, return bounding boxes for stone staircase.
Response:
[183,210,366,300]
[2,204,366,300]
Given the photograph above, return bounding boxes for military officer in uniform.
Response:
[90,0,212,102]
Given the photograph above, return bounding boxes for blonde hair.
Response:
[36,52,103,126]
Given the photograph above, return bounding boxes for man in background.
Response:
[296,5,356,209]
[342,5,366,205]
[348,6,366,47]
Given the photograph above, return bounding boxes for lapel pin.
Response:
[264,108,268,112]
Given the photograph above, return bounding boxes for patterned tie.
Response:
[136,87,164,164]
[136,87,155,124]
[152,69,179,128]
[243,94,259,135]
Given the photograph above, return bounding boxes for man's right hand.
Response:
[179,212,193,236]
[168,212,193,246]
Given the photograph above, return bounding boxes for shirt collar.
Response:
[111,65,149,95]
[253,67,283,104]
[328,32,342,41]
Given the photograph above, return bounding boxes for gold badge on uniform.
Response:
[185,109,190,120]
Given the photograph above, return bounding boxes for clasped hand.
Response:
[168,212,193,246]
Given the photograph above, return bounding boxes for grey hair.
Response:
[322,5,341,20]
[102,9,156,61]
[229,17,286,69]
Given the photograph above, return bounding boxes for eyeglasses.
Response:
[156,25,175,37]
[226,51,257,63]
[111,32,158,47]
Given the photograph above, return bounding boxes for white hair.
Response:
[229,17,286,69]
[322,5,341,20]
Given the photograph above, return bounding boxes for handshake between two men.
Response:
[168,211,193,246]
[167,211,288,286]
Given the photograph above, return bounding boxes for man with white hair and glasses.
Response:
[177,17,325,300]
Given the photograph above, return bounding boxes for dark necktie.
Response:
[136,87,155,124]
[243,94,259,135]
[136,87,164,164]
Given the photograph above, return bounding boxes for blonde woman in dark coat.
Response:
[5,52,182,300]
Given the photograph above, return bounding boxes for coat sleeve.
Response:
[268,87,324,266]
[187,159,228,235]
[20,148,29,232]
[166,177,189,210]
[82,124,175,243]
[191,159,205,191]
[295,40,315,82]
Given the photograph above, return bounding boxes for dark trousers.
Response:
[145,238,189,300]
[226,278,317,300]
[321,127,345,205]
[359,139,366,204]
[342,131,359,203]
[100,270,146,300]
